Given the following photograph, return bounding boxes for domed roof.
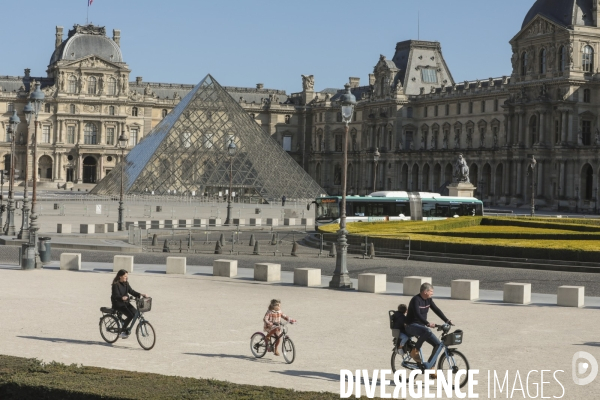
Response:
[49,24,123,65]
[522,0,593,29]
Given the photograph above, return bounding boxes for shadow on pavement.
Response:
[271,370,340,382]
[17,335,131,349]
[93,268,113,272]
[183,352,273,363]
[144,270,165,274]
[42,266,60,270]
[578,342,600,347]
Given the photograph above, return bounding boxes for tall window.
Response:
[109,106,115,116]
[407,107,413,118]
[67,126,75,144]
[559,46,566,72]
[84,123,97,144]
[539,49,547,73]
[457,103,461,115]
[529,116,537,146]
[129,128,138,146]
[202,133,213,148]
[42,125,51,143]
[424,107,428,118]
[481,100,486,113]
[469,102,473,114]
[44,104,51,113]
[68,75,77,93]
[334,134,342,152]
[494,99,499,112]
[445,104,449,116]
[555,120,560,143]
[421,68,438,83]
[434,105,438,117]
[162,109,167,118]
[7,103,14,112]
[283,136,292,151]
[132,107,138,117]
[107,77,117,95]
[87,76,97,95]
[70,104,75,114]
[285,115,291,124]
[582,120,592,145]
[521,52,528,76]
[584,88,591,103]
[106,127,115,145]
[583,45,594,73]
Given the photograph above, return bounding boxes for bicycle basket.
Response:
[442,329,463,346]
[137,297,152,312]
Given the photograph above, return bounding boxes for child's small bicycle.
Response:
[250,321,296,364]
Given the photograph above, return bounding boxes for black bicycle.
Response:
[99,297,156,350]
[250,321,296,364]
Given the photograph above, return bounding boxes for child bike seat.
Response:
[100,307,114,314]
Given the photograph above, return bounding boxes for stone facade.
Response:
[1,1,599,212]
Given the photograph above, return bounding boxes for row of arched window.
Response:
[521,45,594,75]
[66,75,119,95]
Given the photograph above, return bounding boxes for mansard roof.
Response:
[522,0,594,29]
[49,24,123,66]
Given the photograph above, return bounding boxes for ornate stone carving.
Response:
[301,75,314,91]
[453,154,470,183]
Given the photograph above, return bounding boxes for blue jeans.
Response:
[405,323,441,357]
[399,332,409,347]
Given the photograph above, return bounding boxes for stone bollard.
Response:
[503,283,531,305]
[162,239,170,253]
[249,234,255,246]
[328,242,336,257]
[291,241,298,257]
[270,233,277,245]
[214,240,223,254]
[151,234,158,246]
[403,276,432,296]
[254,263,281,282]
[451,280,480,300]
[166,257,186,274]
[294,268,320,286]
[219,233,224,246]
[358,273,386,293]
[369,243,375,259]
[213,259,237,277]
[113,255,134,273]
[253,241,260,255]
[557,286,585,308]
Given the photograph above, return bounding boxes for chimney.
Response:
[136,77,143,84]
[349,77,360,88]
[113,29,121,47]
[24,69,31,78]
[256,83,264,89]
[369,74,376,85]
[55,26,63,49]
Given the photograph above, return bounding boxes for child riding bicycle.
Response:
[263,299,296,356]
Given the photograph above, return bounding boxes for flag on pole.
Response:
[89,0,93,5]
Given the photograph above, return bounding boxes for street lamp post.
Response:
[224,140,237,226]
[5,110,20,235]
[25,82,44,269]
[372,147,380,193]
[527,154,536,217]
[329,84,356,289]
[18,102,33,240]
[117,131,128,231]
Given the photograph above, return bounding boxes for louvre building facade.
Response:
[1,0,599,210]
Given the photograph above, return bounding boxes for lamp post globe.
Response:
[18,102,34,240]
[5,110,20,236]
[329,84,356,289]
[224,140,237,226]
[117,131,128,231]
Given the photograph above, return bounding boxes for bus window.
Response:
[369,202,387,216]
[353,203,367,217]
[435,204,450,217]
[395,202,410,216]
[316,200,340,220]
[422,202,436,217]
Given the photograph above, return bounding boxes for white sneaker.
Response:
[120,331,129,339]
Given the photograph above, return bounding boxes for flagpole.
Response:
[86,0,89,24]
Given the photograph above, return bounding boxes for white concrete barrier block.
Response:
[557,286,584,308]
[451,280,480,300]
[209,218,222,227]
[213,259,238,277]
[95,224,107,233]
[293,268,321,287]
[403,276,432,296]
[113,255,134,273]
[166,256,186,274]
[80,224,95,234]
[254,263,281,282]
[503,283,531,305]
[233,218,245,226]
[358,273,387,293]
[178,219,192,228]
[106,223,117,232]
[150,220,164,229]
[60,253,81,270]
[164,220,175,229]
[249,218,262,226]
[138,221,151,229]
[193,219,207,227]
[301,218,314,226]
[57,223,71,234]
[125,221,138,230]
[284,218,296,226]
[266,218,279,226]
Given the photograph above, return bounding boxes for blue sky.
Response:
[3,0,535,93]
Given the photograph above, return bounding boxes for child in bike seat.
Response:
[263,299,296,356]
[391,304,409,350]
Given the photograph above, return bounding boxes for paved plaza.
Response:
[0,262,598,399]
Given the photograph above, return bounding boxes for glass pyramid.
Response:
[91,74,326,202]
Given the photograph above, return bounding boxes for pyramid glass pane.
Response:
[91,74,326,202]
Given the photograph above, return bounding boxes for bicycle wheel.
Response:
[391,348,415,374]
[99,315,121,344]
[250,333,267,358]
[282,337,295,364]
[136,321,156,350]
[437,349,470,388]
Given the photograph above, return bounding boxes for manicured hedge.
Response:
[481,217,600,232]
[418,231,600,240]
[0,355,340,400]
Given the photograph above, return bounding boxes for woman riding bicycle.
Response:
[111,269,149,339]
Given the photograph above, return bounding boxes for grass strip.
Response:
[0,355,341,400]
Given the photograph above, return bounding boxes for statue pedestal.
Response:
[447,182,476,198]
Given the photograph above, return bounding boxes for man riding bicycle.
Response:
[405,283,452,366]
